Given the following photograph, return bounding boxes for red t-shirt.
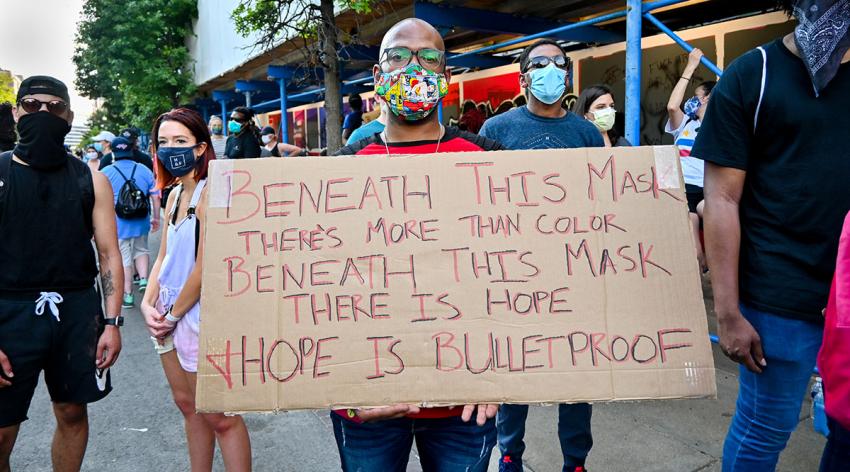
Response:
[333,126,503,421]
[341,125,502,155]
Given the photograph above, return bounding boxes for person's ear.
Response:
[444,67,451,84]
[373,64,382,85]
[195,142,207,157]
[11,105,19,123]
[67,110,75,126]
[519,70,529,89]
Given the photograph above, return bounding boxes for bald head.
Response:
[379,18,445,65]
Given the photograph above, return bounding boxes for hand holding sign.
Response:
[357,404,421,422]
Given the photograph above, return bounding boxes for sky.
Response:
[0,0,93,125]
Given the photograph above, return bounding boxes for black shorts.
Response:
[685,184,704,214]
[0,287,111,427]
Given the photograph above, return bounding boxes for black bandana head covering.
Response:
[793,0,850,96]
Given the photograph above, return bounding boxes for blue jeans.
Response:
[722,304,822,471]
[820,416,850,472]
[331,413,496,472]
[496,403,592,468]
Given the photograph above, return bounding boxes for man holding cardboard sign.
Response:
[332,18,505,471]
[196,18,715,472]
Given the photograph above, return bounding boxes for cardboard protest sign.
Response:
[197,147,716,412]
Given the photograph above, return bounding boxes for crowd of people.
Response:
[0,1,849,471]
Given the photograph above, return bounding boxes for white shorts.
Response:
[119,235,149,267]
[151,334,175,355]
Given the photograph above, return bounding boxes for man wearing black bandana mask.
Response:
[691,1,850,470]
[0,76,124,471]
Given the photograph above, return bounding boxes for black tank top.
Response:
[0,157,98,292]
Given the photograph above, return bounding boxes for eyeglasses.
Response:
[230,116,246,123]
[523,55,571,73]
[18,98,68,116]
[380,47,445,71]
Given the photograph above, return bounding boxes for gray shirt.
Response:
[211,136,227,158]
[479,105,604,150]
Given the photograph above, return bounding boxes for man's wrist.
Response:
[104,315,124,327]
[715,304,741,320]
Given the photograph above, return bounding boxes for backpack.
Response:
[113,163,149,219]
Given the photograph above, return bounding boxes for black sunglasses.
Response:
[523,55,571,73]
[18,98,68,116]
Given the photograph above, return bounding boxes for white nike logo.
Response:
[95,368,108,392]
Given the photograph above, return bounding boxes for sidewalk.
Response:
[10,232,825,471]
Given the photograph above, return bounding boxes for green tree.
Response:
[232,0,381,154]
[0,71,15,104]
[74,0,197,133]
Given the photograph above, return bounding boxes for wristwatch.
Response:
[104,315,124,327]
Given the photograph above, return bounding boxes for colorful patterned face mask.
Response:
[375,64,448,121]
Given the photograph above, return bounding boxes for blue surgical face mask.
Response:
[93,142,103,152]
[527,63,567,105]
[228,120,242,134]
[684,96,702,120]
[157,145,199,177]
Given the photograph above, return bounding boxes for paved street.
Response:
[10,231,825,471]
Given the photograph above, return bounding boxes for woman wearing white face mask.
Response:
[574,84,631,148]
[83,145,101,173]
[259,126,305,157]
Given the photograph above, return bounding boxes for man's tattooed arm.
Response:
[90,170,125,318]
[101,268,116,298]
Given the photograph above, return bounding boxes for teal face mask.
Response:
[528,64,567,105]
[228,120,242,134]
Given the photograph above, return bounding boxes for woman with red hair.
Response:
[140,108,252,471]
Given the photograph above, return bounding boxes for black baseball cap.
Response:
[16,75,71,104]
[111,137,134,159]
[261,126,276,136]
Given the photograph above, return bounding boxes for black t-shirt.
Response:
[692,39,850,322]
[0,157,98,292]
[225,131,262,159]
[99,148,154,171]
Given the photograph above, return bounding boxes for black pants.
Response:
[0,287,110,427]
[684,183,704,214]
[820,416,850,472]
